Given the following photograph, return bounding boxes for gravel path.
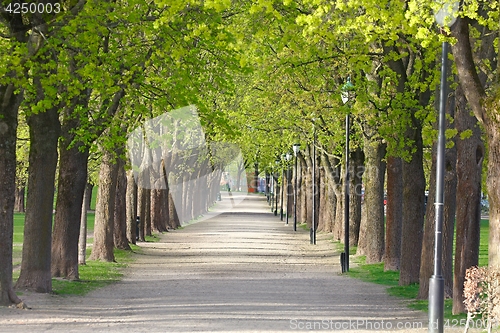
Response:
[0,192,472,332]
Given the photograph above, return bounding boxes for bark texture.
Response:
[126,171,138,243]
[90,148,119,262]
[358,140,386,263]
[114,160,131,250]
[384,156,403,271]
[0,81,23,305]
[451,17,500,269]
[452,84,484,313]
[14,187,25,213]
[399,123,425,286]
[51,113,89,280]
[79,182,92,265]
[348,148,364,247]
[16,104,60,293]
[418,137,457,299]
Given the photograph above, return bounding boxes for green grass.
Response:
[13,213,25,243]
[479,219,489,267]
[14,211,96,243]
[12,208,147,297]
[13,246,139,297]
[51,247,136,296]
[344,218,490,322]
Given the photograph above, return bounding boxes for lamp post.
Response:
[270,176,273,208]
[274,158,280,216]
[254,161,259,193]
[311,124,317,245]
[429,2,458,333]
[269,164,274,210]
[280,154,285,221]
[341,77,354,273]
[293,143,300,231]
[285,152,292,225]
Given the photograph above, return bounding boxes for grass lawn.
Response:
[11,209,155,297]
[344,218,490,322]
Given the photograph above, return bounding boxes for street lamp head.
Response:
[434,0,459,28]
[286,152,292,161]
[341,77,355,104]
[293,143,300,155]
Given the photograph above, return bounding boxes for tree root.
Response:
[8,288,30,309]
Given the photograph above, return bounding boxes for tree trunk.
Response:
[323,153,341,236]
[79,182,92,265]
[418,86,458,299]
[418,133,457,299]
[399,123,426,286]
[0,82,23,306]
[317,166,326,231]
[14,187,25,213]
[89,148,119,262]
[334,190,343,241]
[484,120,500,268]
[358,140,386,263]
[145,188,152,236]
[137,186,147,241]
[16,105,60,293]
[51,114,89,280]
[384,156,403,271]
[451,16,500,269]
[183,173,193,222]
[87,183,94,211]
[349,148,364,247]
[113,160,130,250]
[452,85,484,314]
[151,189,165,232]
[168,188,181,229]
[126,171,138,243]
[161,161,171,230]
[297,154,306,225]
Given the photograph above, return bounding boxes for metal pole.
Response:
[294,153,298,231]
[311,127,316,245]
[271,176,274,211]
[429,41,448,333]
[286,165,290,225]
[274,173,279,216]
[254,163,259,193]
[281,166,284,221]
[344,113,350,272]
[265,171,271,206]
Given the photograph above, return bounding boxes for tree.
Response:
[358,140,386,263]
[450,9,500,268]
[418,90,457,299]
[0,57,23,305]
[90,145,120,262]
[16,24,62,292]
[0,0,61,303]
[452,84,484,313]
[384,156,403,271]
[407,0,500,271]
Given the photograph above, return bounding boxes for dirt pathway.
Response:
[0,192,459,332]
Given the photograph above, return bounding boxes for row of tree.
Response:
[0,0,244,305]
[1,0,499,317]
[221,0,498,315]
